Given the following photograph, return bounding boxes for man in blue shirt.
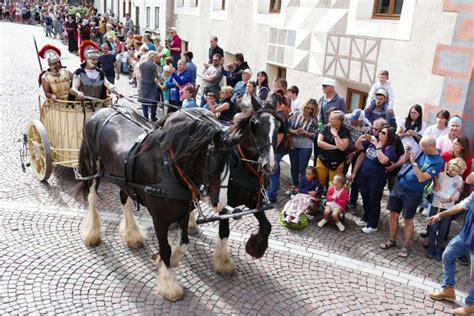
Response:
[428,172,474,315]
[184,51,197,85]
[380,136,444,258]
[98,44,118,84]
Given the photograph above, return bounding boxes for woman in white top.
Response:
[236,80,259,115]
[397,104,425,156]
[423,109,450,139]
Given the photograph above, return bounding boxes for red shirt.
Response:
[441,151,472,180]
[170,34,182,56]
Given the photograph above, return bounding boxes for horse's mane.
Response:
[228,111,253,134]
[140,114,221,161]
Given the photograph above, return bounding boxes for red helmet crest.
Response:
[79,40,99,62]
[38,44,61,64]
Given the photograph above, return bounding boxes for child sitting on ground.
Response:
[182,86,197,109]
[426,158,465,260]
[317,174,349,232]
[282,167,321,224]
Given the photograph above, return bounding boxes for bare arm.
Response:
[41,77,57,100]
[427,203,467,225]
[317,133,337,150]
[214,102,230,113]
[69,74,84,99]
[410,152,434,183]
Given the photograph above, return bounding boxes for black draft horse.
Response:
[76,107,234,301]
[187,96,284,275]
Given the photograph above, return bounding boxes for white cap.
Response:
[375,88,388,98]
[322,78,336,86]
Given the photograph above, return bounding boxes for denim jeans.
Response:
[360,176,386,229]
[441,234,474,304]
[427,207,451,250]
[142,103,157,120]
[268,152,284,201]
[289,147,313,187]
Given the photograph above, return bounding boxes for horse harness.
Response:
[228,144,265,208]
[75,106,201,212]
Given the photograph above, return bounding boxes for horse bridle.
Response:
[242,110,283,165]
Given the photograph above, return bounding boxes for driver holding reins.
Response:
[38,44,72,101]
[70,40,122,100]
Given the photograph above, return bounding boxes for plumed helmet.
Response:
[79,40,99,62]
[38,44,62,67]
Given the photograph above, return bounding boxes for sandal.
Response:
[398,246,411,258]
[379,240,396,250]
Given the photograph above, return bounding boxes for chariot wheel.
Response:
[27,120,52,181]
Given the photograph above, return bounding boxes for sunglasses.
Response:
[373,127,381,132]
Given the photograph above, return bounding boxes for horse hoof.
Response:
[187,226,200,235]
[160,286,184,302]
[214,258,235,275]
[127,240,144,249]
[82,234,102,247]
[245,234,268,259]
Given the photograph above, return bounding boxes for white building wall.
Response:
[173,0,457,123]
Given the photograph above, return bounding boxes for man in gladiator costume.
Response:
[70,40,122,100]
[38,44,72,100]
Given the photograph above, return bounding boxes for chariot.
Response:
[25,96,112,181]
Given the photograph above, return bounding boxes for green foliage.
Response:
[68,7,89,17]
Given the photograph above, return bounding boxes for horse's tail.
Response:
[74,133,98,201]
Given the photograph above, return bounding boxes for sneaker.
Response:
[430,286,455,302]
[355,219,368,227]
[426,247,434,259]
[421,208,429,217]
[336,222,345,232]
[420,230,428,238]
[453,304,474,315]
[361,226,378,234]
[417,205,424,213]
[317,219,327,228]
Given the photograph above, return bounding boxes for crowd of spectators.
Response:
[3,3,473,312]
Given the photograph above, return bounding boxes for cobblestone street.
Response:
[0,21,470,315]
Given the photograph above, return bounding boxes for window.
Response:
[269,0,281,13]
[154,7,159,29]
[182,40,189,55]
[212,0,225,11]
[277,67,286,80]
[123,2,126,16]
[346,88,368,112]
[372,0,403,19]
[190,0,199,7]
[146,7,150,28]
[135,7,139,31]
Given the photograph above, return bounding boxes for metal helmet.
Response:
[38,44,62,69]
[79,40,100,63]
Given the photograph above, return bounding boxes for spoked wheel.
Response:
[27,120,52,181]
